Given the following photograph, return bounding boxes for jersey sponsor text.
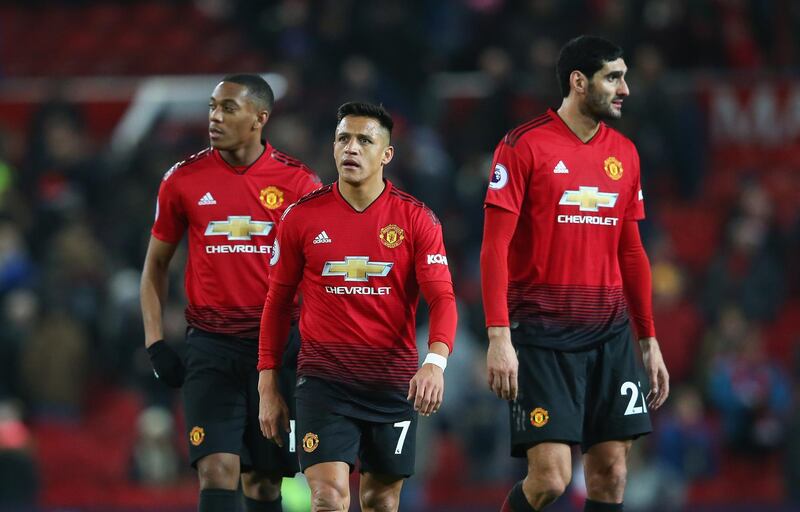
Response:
[205,244,272,254]
[426,254,448,265]
[324,286,391,295]
[557,215,619,226]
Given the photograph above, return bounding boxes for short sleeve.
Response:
[624,148,645,221]
[269,208,305,287]
[483,139,533,216]
[414,208,453,285]
[151,168,187,243]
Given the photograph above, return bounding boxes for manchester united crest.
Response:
[604,156,623,181]
[379,224,405,248]
[189,426,205,446]
[302,432,319,453]
[260,186,284,210]
[530,408,549,428]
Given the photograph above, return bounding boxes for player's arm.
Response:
[618,220,669,409]
[140,236,185,387]
[141,169,187,388]
[258,215,304,445]
[408,280,457,416]
[408,211,457,416]
[482,138,530,401]
[257,280,297,446]
[481,205,520,401]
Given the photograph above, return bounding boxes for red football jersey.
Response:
[270,180,452,398]
[484,109,645,349]
[152,144,319,339]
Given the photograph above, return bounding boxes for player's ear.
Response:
[381,145,394,166]
[570,70,587,95]
[254,111,269,130]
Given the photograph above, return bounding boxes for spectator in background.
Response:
[703,181,784,322]
[0,401,38,507]
[19,310,88,419]
[695,303,749,385]
[130,406,180,486]
[622,44,702,200]
[620,439,687,512]
[0,290,37,401]
[654,386,717,480]
[707,327,791,455]
[0,220,35,296]
[24,100,103,250]
[648,234,703,384]
[784,350,800,505]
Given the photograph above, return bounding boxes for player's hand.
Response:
[487,327,518,401]
[257,370,290,447]
[408,363,444,416]
[146,340,185,388]
[640,337,669,410]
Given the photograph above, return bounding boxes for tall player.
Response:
[481,36,670,512]
[140,74,320,512]
[257,102,457,512]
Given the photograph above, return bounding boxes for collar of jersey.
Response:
[212,141,271,175]
[334,179,392,214]
[548,108,605,146]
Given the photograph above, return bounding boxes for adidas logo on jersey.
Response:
[553,161,569,174]
[198,192,217,206]
[313,231,332,244]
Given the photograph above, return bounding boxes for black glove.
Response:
[147,340,185,388]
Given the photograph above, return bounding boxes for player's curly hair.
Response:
[556,35,623,98]
[221,74,275,112]
[336,101,394,140]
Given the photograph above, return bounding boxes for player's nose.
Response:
[343,139,358,154]
[618,78,630,97]
[209,106,224,123]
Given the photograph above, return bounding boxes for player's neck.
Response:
[338,175,385,212]
[217,140,265,168]
[556,100,601,143]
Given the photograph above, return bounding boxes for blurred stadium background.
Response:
[0,0,797,510]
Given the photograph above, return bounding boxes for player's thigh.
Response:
[182,342,247,467]
[581,332,652,453]
[296,398,360,473]
[243,357,300,476]
[509,342,587,457]
[358,414,417,478]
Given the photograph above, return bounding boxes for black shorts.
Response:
[509,328,652,456]
[182,327,300,475]
[295,389,417,477]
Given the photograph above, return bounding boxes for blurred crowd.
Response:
[0,0,798,510]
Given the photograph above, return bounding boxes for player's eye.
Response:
[359,137,370,144]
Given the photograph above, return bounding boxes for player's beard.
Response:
[584,82,621,121]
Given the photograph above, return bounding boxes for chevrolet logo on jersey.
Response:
[205,216,274,240]
[558,187,618,212]
[322,257,393,282]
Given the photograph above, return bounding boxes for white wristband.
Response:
[423,352,447,371]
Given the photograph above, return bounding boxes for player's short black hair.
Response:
[336,102,393,140]
[221,74,275,112]
[556,36,624,98]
